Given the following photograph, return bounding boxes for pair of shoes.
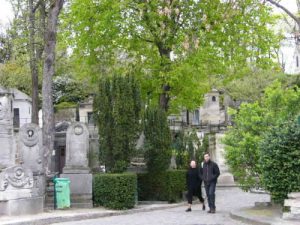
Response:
[185,208,192,212]
[202,204,206,211]
[207,210,212,213]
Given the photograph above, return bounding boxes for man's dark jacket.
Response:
[199,160,220,184]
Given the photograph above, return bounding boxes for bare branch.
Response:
[266,0,300,30]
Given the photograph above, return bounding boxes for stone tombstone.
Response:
[0,88,15,169]
[61,122,92,208]
[19,123,43,174]
[0,165,43,216]
[63,122,89,173]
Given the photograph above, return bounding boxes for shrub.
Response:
[137,170,186,203]
[260,119,300,204]
[93,173,137,209]
[94,75,142,173]
[144,107,172,173]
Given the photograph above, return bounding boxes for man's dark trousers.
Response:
[205,182,216,210]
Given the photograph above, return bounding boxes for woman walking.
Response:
[185,160,205,212]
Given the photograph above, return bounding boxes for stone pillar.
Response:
[213,133,235,187]
[0,88,15,169]
[61,122,92,208]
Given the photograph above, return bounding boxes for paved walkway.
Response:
[53,187,270,225]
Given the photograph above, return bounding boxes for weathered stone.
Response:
[283,212,300,220]
[288,192,300,199]
[61,122,92,208]
[63,122,90,173]
[0,90,15,169]
[19,123,43,174]
[214,133,235,187]
[60,173,92,195]
[0,196,43,216]
[284,199,300,208]
[0,166,33,192]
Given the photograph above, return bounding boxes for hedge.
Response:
[260,119,300,204]
[137,170,187,203]
[93,173,137,209]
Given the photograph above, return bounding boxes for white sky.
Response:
[0,0,13,27]
[0,0,297,25]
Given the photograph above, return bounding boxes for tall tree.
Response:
[94,75,142,173]
[42,0,64,174]
[64,0,280,112]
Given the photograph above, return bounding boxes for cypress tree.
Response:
[94,74,141,173]
[144,107,172,173]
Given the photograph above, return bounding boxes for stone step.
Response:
[288,192,300,199]
[71,202,93,209]
[284,199,300,208]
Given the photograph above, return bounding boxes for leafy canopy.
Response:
[63,0,280,111]
[224,80,300,190]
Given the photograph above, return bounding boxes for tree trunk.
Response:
[42,0,64,175]
[28,0,39,124]
[158,45,172,111]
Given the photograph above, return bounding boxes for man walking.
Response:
[200,152,220,214]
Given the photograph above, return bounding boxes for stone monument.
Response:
[19,123,45,196]
[61,122,92,208]
[0,87,44,216]
[0,165,43,216]
[0,88,15,169]
[212,133,235,187]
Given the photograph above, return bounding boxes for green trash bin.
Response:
[54,178,71,209]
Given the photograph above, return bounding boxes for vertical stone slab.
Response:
[62,122,92,208]
[0,88,15,169]
[63,122,90,173]
[215,133,235,187]
[19,123,45,196]
[19,123,43,174]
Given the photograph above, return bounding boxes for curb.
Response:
[0,202,186,225]
[230,209,271,225]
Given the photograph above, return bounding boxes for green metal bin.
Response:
[54,178,71,209]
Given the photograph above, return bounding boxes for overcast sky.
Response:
[0,0,297,26]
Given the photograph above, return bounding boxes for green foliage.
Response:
[173,130,207,169]
[93,173,137,209]
[144,107,171,173]
[0,58,31,95]
[54,102,77,111]
[224,81,300,190]
[53,75,89,104]
[224,69,286,103]
[94,75,142,173]
[137,170,186,203]
[260,119,300,204]
[64,0,280,112]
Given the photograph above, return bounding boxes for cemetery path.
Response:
[53,187,270,225]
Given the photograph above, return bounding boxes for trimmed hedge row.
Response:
[137,170,187,203]
[93,173,137,209]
